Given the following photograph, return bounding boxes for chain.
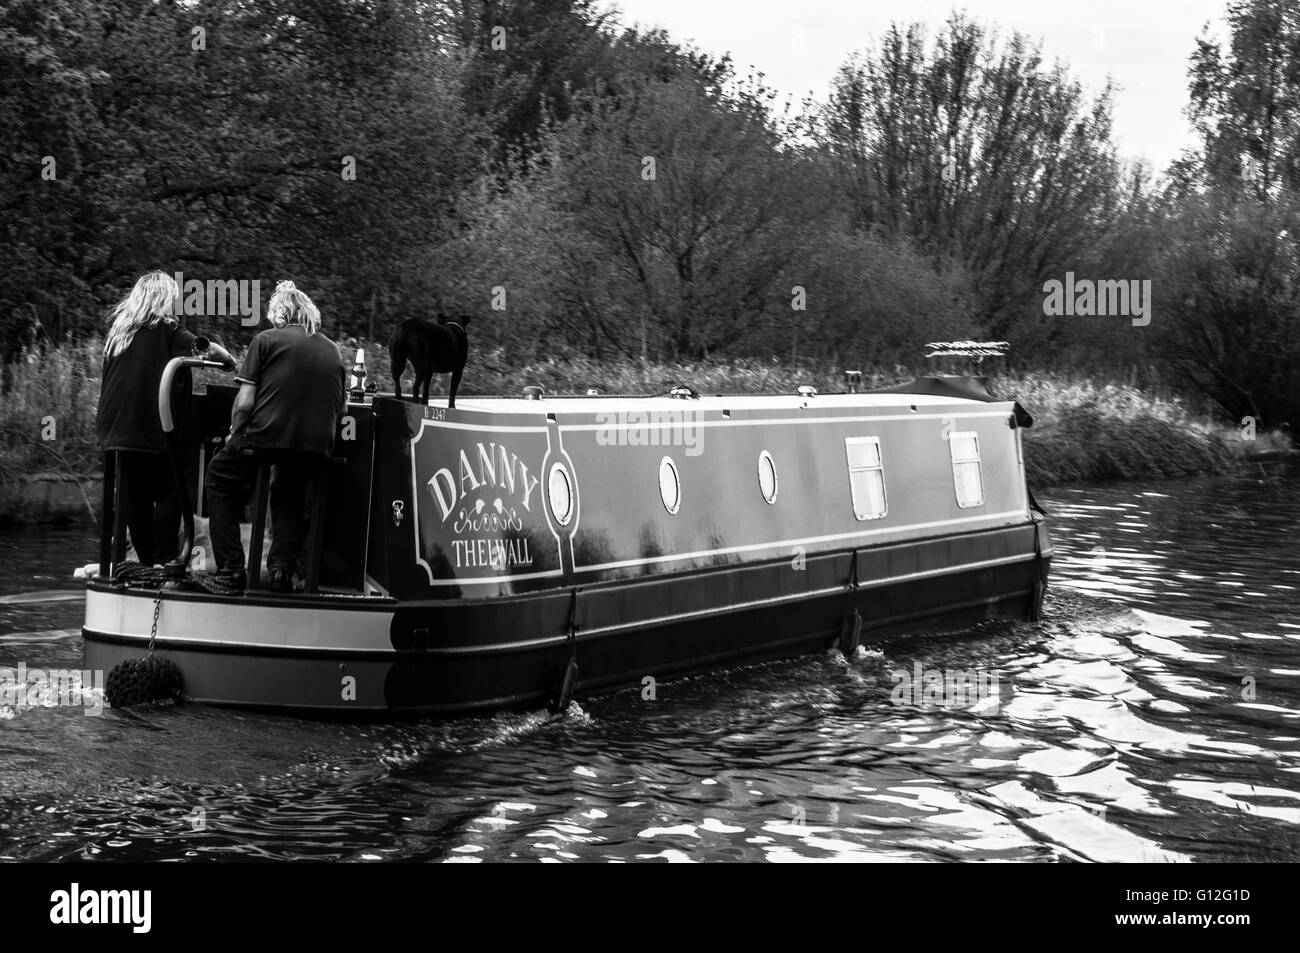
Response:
[146,589,162,657]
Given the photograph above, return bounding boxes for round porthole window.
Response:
[658,456,680,515]
[548,462,573,525]
[757,450,778,504]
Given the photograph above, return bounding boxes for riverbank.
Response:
[0,344,1289,524]
[1005,372,1291,485]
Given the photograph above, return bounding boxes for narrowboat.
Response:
[81,354,1052,714]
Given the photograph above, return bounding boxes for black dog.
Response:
[389,314,471,407]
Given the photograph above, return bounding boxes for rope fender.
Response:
[105,586,185,708]
[105,656,184,709]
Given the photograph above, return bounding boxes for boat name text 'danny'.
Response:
[425,440,541,570]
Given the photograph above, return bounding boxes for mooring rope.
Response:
[111,561,245,596]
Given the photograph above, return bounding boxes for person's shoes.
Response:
[268,568,293,594]
[214,567,247,592]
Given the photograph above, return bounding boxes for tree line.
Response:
[2,0,1297,428]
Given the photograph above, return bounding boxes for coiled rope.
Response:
[111,561,245,595]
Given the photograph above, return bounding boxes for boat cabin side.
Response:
[108,382,1038,601]
[367,389,1037,599]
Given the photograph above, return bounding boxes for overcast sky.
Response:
[600,0,1230,171]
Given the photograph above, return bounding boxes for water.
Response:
[1,466,1297,862]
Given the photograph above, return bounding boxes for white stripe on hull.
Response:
[84,588,396,653]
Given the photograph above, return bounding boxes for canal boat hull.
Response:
[83,380,1052,714]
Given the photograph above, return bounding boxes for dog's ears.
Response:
[458,314,472,326]
[435,313,449,325]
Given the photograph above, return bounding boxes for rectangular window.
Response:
[949,431,984,508]
[845,436,886,520]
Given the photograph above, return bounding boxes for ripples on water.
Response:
[0,466,1297,862]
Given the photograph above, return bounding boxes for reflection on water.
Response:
[0,466,1297,862]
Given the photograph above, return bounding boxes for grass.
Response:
[0,340,1289,523]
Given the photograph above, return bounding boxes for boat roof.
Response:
[437,391,1011,415]
[411,376,1018,416]
[403,376,1034,425]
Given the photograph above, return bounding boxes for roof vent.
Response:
[844,370,862,393]
[797,385,818,398]
[523,385,544,400]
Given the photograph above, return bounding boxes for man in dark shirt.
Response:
[205,284,345,591]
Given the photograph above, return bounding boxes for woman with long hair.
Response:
[96,271,235,565]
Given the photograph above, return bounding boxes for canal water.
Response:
[0,466,1296,862]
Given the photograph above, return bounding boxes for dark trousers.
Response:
[118,450,180,566]
[204,440,323,574]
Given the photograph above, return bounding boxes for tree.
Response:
[820,15,1126,340]
[544,73,835,361]
[1158,0,1300,426]
[1156,190,1300,426]
[0,0,487,351]
[1186,0,1300,197]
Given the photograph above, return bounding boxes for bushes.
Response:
[1009,373,1247,485]
[0,340,103,522]
[0,340,103,474]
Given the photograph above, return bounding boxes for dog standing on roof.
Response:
[388,313,471,408]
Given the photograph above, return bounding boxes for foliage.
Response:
[2,0,1299,444]
[817,15,1129,342]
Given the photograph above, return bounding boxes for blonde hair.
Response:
[266,280,320,334]
[104,271,179,358]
